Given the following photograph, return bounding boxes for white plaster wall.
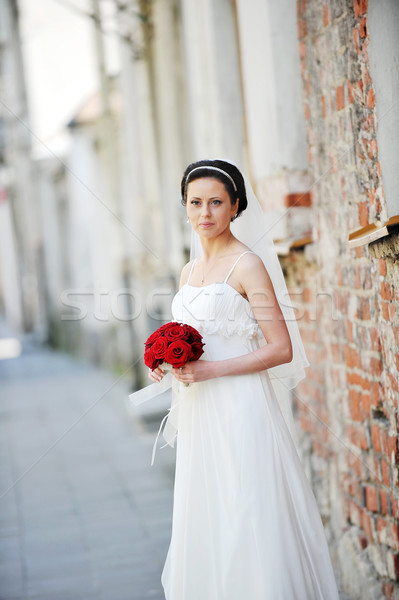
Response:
[271,0,308,171]
[151,0,186,273]
[117,11,164,269]
[0,199,23,328]
[236,0,277,181]
[65,124,126,336]
[181,0,244,165]
[0,0,41,332]
[36,159,65,313]
[235,0,308,182]
[368,0,399,221]
[66,131,95,291]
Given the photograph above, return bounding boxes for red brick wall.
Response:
[291,0,399,596]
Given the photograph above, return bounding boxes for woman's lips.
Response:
[200,223,213,228]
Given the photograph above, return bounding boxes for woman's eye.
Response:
[189,200,221,206]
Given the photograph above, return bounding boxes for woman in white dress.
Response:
[140,159,340,599]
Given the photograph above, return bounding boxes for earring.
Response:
[186,217,190,223]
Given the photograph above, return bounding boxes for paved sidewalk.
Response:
[0,330,174,600]
[0,325,351,600]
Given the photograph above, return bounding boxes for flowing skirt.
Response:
[161,333,339,600]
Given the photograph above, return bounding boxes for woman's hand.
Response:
[148,366,165,383]
[171,360,216,385]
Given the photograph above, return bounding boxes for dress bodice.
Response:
[171,251,263,341]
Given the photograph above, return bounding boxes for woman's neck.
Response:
[199,232,237,262]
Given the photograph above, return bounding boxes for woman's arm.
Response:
[172,253,293,383]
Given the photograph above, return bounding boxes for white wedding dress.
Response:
[155,250,339,599]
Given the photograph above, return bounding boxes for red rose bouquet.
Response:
[144,322,205,372]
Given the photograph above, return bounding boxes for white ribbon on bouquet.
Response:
[129,371,196,466]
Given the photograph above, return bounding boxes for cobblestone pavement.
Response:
[0,327,175,600]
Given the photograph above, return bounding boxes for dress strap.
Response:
[224,251,255,284]
[186,258,197,285]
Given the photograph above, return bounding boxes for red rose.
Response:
[189,341,204,361]
[145,329,162,347]
[144,321,204,371]
[164,339,191,367]
[164,324,187,342]
[180,324,193,339]
[144,346,160,370]
[158,322,176,333]
[151,336,168,359]
[182,324,203,343]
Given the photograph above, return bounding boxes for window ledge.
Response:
[274,234,313,256]
[348,215,399,248]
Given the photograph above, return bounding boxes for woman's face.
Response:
[186,177,238,238]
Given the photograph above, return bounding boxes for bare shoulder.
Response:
[235,251,274,293]
[237,251,266,273]
[178,259,195,288]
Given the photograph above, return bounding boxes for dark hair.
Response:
[180,159,248,221]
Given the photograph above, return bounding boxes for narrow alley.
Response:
[0,324,175,600]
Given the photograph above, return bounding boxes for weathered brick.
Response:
[361,508,374,540]
[323,4,329,26]
[344,345,362,369]
[370,381,382,404]
[388,436,398,463]
[294,0,398,592]
[370,356,383,376]
[359,17,367,38]
[336,85,345,111]
[380,488,389,515]
[371,424,382,453]
[353,27,361,54]
[321,94,326,117]
[354,0,368,18]
[379,258,387,276]
[381,281,393,301]
[367,88,376,108]
[390,521,399,552]
[387,551,399,582]
[347,80,354,104]
[381,458,391,487]
[348,371,371,390]
[358,201,369,226]
[389,304,396,320]
[383,581,394,599]
[297,18,307,39]
[365,485,379,512]
[387,372,399,394]
[370,327,382,351]
[382,301,390,320]
[358,296,372,320]
[376,516,387,544]
[361,391,371,416]
[391,494,399,519]
[358,424,370,450]
[349,389,362,421]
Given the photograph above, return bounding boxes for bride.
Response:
[133,159,340,599]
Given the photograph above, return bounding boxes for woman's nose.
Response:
[201,203,211,216]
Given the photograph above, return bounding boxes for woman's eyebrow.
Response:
[188,196,223,200]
